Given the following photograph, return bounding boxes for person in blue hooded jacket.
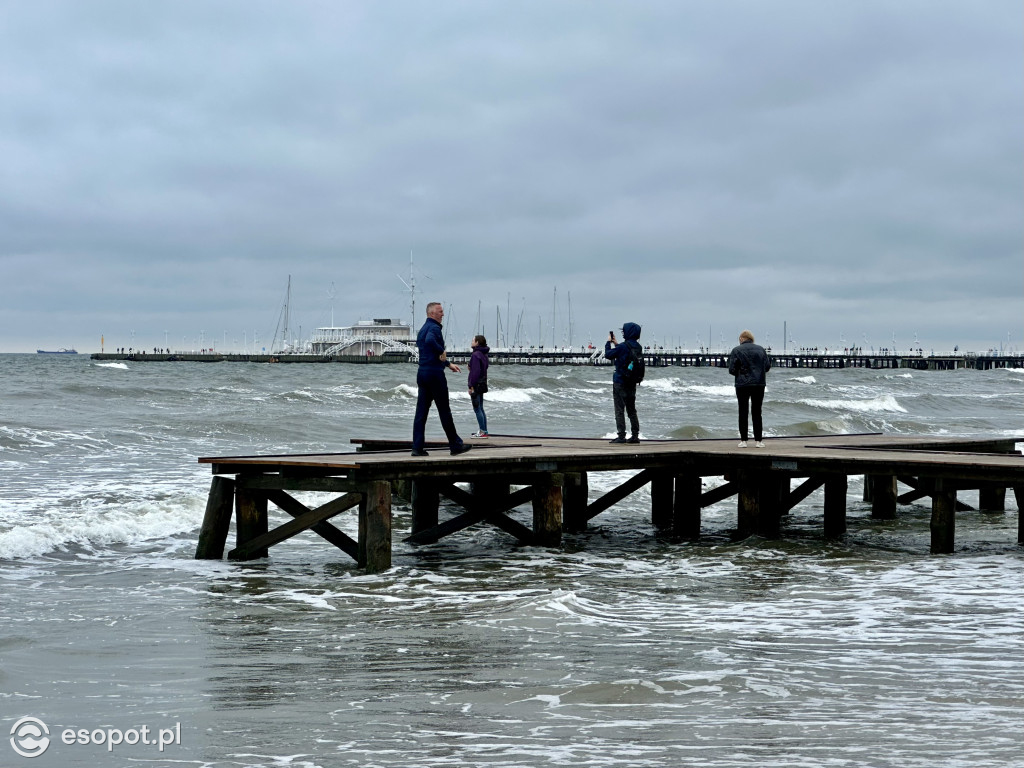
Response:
[411,302,472,457]
[604,322,643,444]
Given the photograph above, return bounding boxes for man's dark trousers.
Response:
[413,369,463,453]
[735,384,766,441]
[613,381,639,438]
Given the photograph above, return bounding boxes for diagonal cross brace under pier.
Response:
[229,491,362,560]
[896,475,973,511]
[406,484,536,545]
[586,468,659,521]
[264,489,361,560]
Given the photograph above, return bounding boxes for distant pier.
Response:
[195,433,1024,572]
[92,350,1023,370]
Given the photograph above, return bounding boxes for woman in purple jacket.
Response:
[468,335,490,437]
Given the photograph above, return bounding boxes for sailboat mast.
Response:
[284,276,291,350]
[551,286,557,349]
[567,291,573,348]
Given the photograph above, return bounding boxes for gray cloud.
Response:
[2,0,1020,353]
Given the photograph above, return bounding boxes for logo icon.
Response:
[10,717,50,758]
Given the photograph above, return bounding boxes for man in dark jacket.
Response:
[605,321,643,444]
[412,302,471,457]
[727,329,772,447]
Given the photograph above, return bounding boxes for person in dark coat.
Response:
[468,334,490,437]
[411,302,471,457]
[605,322,643,444]
[728,329,772,447]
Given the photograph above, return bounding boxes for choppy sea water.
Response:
[1,353,1022,768]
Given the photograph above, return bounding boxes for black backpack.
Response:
[622,342,645,384]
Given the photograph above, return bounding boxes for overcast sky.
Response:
[2,0,1021,354]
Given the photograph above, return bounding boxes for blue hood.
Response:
[622,322,641,341]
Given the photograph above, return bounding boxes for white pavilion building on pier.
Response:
[308,319,415,357]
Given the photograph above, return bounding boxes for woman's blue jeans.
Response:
[471,391,487,433]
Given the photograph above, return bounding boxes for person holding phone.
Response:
[604,322,644,444]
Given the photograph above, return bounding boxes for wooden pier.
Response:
[195,434,1024,572]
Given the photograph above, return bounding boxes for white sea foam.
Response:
[814,419,851,433]
[0,501,202,560]
[259,590,338,611]
[799,394,907,414]
[95,362,128,369]
[486,387,547,403]
[0,425,57,449]
[792,376,817,384]
[641,378,734,397]
[394,383,547,403]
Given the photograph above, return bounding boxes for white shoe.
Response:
[738,441,748,448]
[755,441,766,448]
[470,431,489,438]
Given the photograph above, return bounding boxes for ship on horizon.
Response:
[37,348,78,354]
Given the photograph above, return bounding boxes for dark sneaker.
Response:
[608,436,627,444]
[411,450,430,457]
[626,435,640,444]
[450,444,473,456]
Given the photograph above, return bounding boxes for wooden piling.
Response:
[776,475,793,515]
[562,472,589,533]
[763,474,788,536]
[195,476,235,559]
[978,484,1007,512]
[823,474,848,539]
[737,470,786,538]
[411,480,439,535]
[870,475,898,519]
[674,473,702,540]
[391,479,412,502]
[930,478,957,554]
[234,485,269,560]
[359,480,392,573]
[532,476,563,547]
[651,471,674,532]
[1015,486,1024,545]
[737,470,758,537]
